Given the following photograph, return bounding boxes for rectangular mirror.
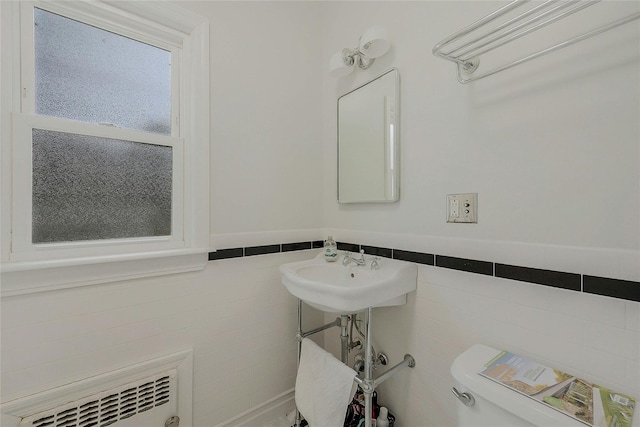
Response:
[338,68,400,203]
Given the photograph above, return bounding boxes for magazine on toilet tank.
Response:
[479,350,636,427]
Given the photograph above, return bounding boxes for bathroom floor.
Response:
[263,415,292,427]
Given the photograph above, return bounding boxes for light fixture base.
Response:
[357,54,375,70]
[329,26,391,78]
[342,48,355,67]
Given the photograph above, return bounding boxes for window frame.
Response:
[1,0,210,294]
[12,114,185,260]
[21,2,183,136]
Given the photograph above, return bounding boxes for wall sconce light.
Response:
[329,26,391,77]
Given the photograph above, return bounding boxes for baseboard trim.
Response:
[214,389,295,427]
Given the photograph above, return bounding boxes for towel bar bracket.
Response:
[433,0,640,83]
[461,57,480,74]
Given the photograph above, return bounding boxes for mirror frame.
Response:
[337,68,400,204]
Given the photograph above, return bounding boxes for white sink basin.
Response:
[279,252,417,313]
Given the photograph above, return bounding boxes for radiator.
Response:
[21,371,176,427]
[2,350,192,427]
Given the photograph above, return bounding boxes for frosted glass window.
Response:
[34,8,172,134]
[32,129,172,243]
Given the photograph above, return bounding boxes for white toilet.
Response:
[451,344,583,427]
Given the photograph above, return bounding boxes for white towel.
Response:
[295,338,357,427]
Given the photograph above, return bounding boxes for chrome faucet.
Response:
[342,250,366,266]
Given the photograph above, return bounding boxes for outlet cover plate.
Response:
[447,193,477,223]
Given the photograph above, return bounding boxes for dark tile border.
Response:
[495,264,581,291]
[393,249,434,266]
[282,242,312,252]
[361,245,392,258]
[207,240,639,303]
[436,255,493,276]
[584,275,640,302]
[208,247,243,261]
[244,244,281,257]
[336,242,360,252]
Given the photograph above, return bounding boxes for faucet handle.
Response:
[370,256,380,270]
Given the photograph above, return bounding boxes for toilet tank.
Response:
[451,344,581,427]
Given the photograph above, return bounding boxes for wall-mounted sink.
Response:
[279,252,417,313]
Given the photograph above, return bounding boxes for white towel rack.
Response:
[432,0,640,84]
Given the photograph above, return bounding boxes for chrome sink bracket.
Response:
[354,309,416,427]
[295,300,303,427]
[297,317,341,342]
[363,307,374,427]
[293,301,416,427]
[340,315,349,364]
[372,354,416,388]
[296,300,302,362]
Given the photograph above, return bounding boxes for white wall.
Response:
[1,2,324,426]
[324,260,639,426]
[201,1,324,239]
[1,251,321,426]
[320,2,639,426]
[1,2,638,427]
[322,1,639,252]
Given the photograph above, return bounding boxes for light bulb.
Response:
[359,26,390,59]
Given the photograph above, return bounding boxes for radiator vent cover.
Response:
[21,372,175,427]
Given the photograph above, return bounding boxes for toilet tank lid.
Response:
[451,344,580,427]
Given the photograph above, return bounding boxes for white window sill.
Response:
[0,249,209,297]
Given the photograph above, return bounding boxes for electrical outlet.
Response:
[447,193,477,223]
[450,198,459,218]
